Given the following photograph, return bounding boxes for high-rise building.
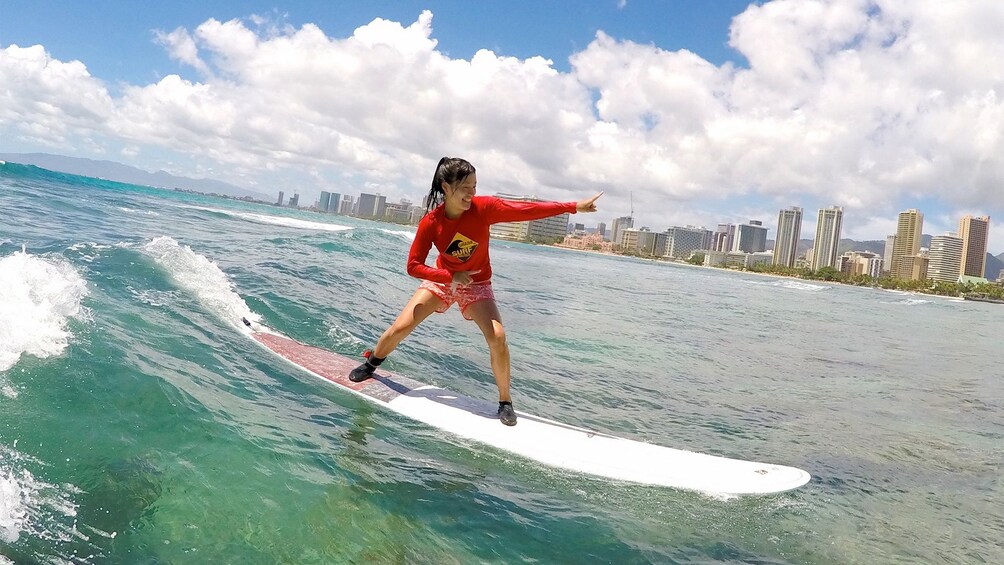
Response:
[713,224,735,252]
[276,191,285,206]
[288,193,300,208]
[958,215,990,278]
[319,191,331,211]
[928,233,964,283]
[882,235,896,274]
[810,206,843,271]
[328,192,342,214]
[733,220,768,253]
[341,195,354,215]
[773,207,803,267]
[892,209,924,280]
[596,222,606,237]
[356,193,378,218]
[610,216,634,246]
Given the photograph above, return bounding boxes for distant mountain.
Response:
[836,238,887,255]
[0,152,271,200]
[986,253,1004,281]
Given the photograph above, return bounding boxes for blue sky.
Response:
[2,1,1003,252]
[2,1,753,81]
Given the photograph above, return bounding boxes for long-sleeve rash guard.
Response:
[407,196,578,284]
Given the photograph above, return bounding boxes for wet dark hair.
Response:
[425,157,476,215]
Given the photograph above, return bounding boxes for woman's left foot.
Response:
[348,362,376,382]
[497,402,517,426]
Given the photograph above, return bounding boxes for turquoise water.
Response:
[1,161,1001,564]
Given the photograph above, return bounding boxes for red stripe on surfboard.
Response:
[252,332,374,392]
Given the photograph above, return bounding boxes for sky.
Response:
[2,0,1003,252]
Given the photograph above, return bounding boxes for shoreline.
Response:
[546,243,982,303]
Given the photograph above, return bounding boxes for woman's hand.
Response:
[450,270,480,291]
[576,191,604,213]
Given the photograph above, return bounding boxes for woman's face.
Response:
[444,172,477,212]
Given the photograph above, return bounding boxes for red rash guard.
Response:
[407,196,578,285]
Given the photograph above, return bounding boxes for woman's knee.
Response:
[486,320,507,350]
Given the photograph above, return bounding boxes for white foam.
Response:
[0,250,89,375]
[0,444,80,546]
[65,242,115,264]
[117,207,159,216]
[183,205,352,233]
[379,228,416,241]
[883,298,931,306]
[742,278,826,291]
[776,280,826,291]
[142,237,258,329]
[66,242,112,252]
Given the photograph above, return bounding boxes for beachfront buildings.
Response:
[559,232,614,252]
[712,224,735,252]
[489,193,570,243]
[619,227,669,256]
[733,221,768,253]
[610,216,634,248]
[356,193,387,219]
[891,209,925,280]
[810,206,843,270]
[665,226,713,259]
[704,250,773,269]
[339,195,355,215]
[318,191,343,214]
[958,215,990,278]
[839,251,883,278]
[882,235,896,274]
[383,200,417,223]
[928,233,964,283]
[773,207,803,267]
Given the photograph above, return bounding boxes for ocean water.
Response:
[1,161,1001,564]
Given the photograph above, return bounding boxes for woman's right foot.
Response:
[497,402,517,426]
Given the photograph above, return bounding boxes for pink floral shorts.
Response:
[419,280,495,320]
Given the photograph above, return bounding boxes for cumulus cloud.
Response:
[0,44,114,146]
[154,26,211,76]
[1,1,1002,247]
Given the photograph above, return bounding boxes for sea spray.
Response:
[141,236,259,329]
[0,250,90,387]
[0,444,84,558]
[178,205,353,233]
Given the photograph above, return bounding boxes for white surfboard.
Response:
[241,318,810,496]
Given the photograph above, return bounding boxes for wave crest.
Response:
[0,250,89,376]
[142,236,258,329]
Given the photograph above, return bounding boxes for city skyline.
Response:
[294,186,996,282]
[3,2,1004,253]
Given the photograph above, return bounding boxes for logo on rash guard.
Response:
[445,232,478,261]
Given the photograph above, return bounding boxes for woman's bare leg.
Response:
[371,289,445,358]
[464,299,510,402]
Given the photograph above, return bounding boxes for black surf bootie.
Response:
[497,401,517,426]
[349,350,384,383]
